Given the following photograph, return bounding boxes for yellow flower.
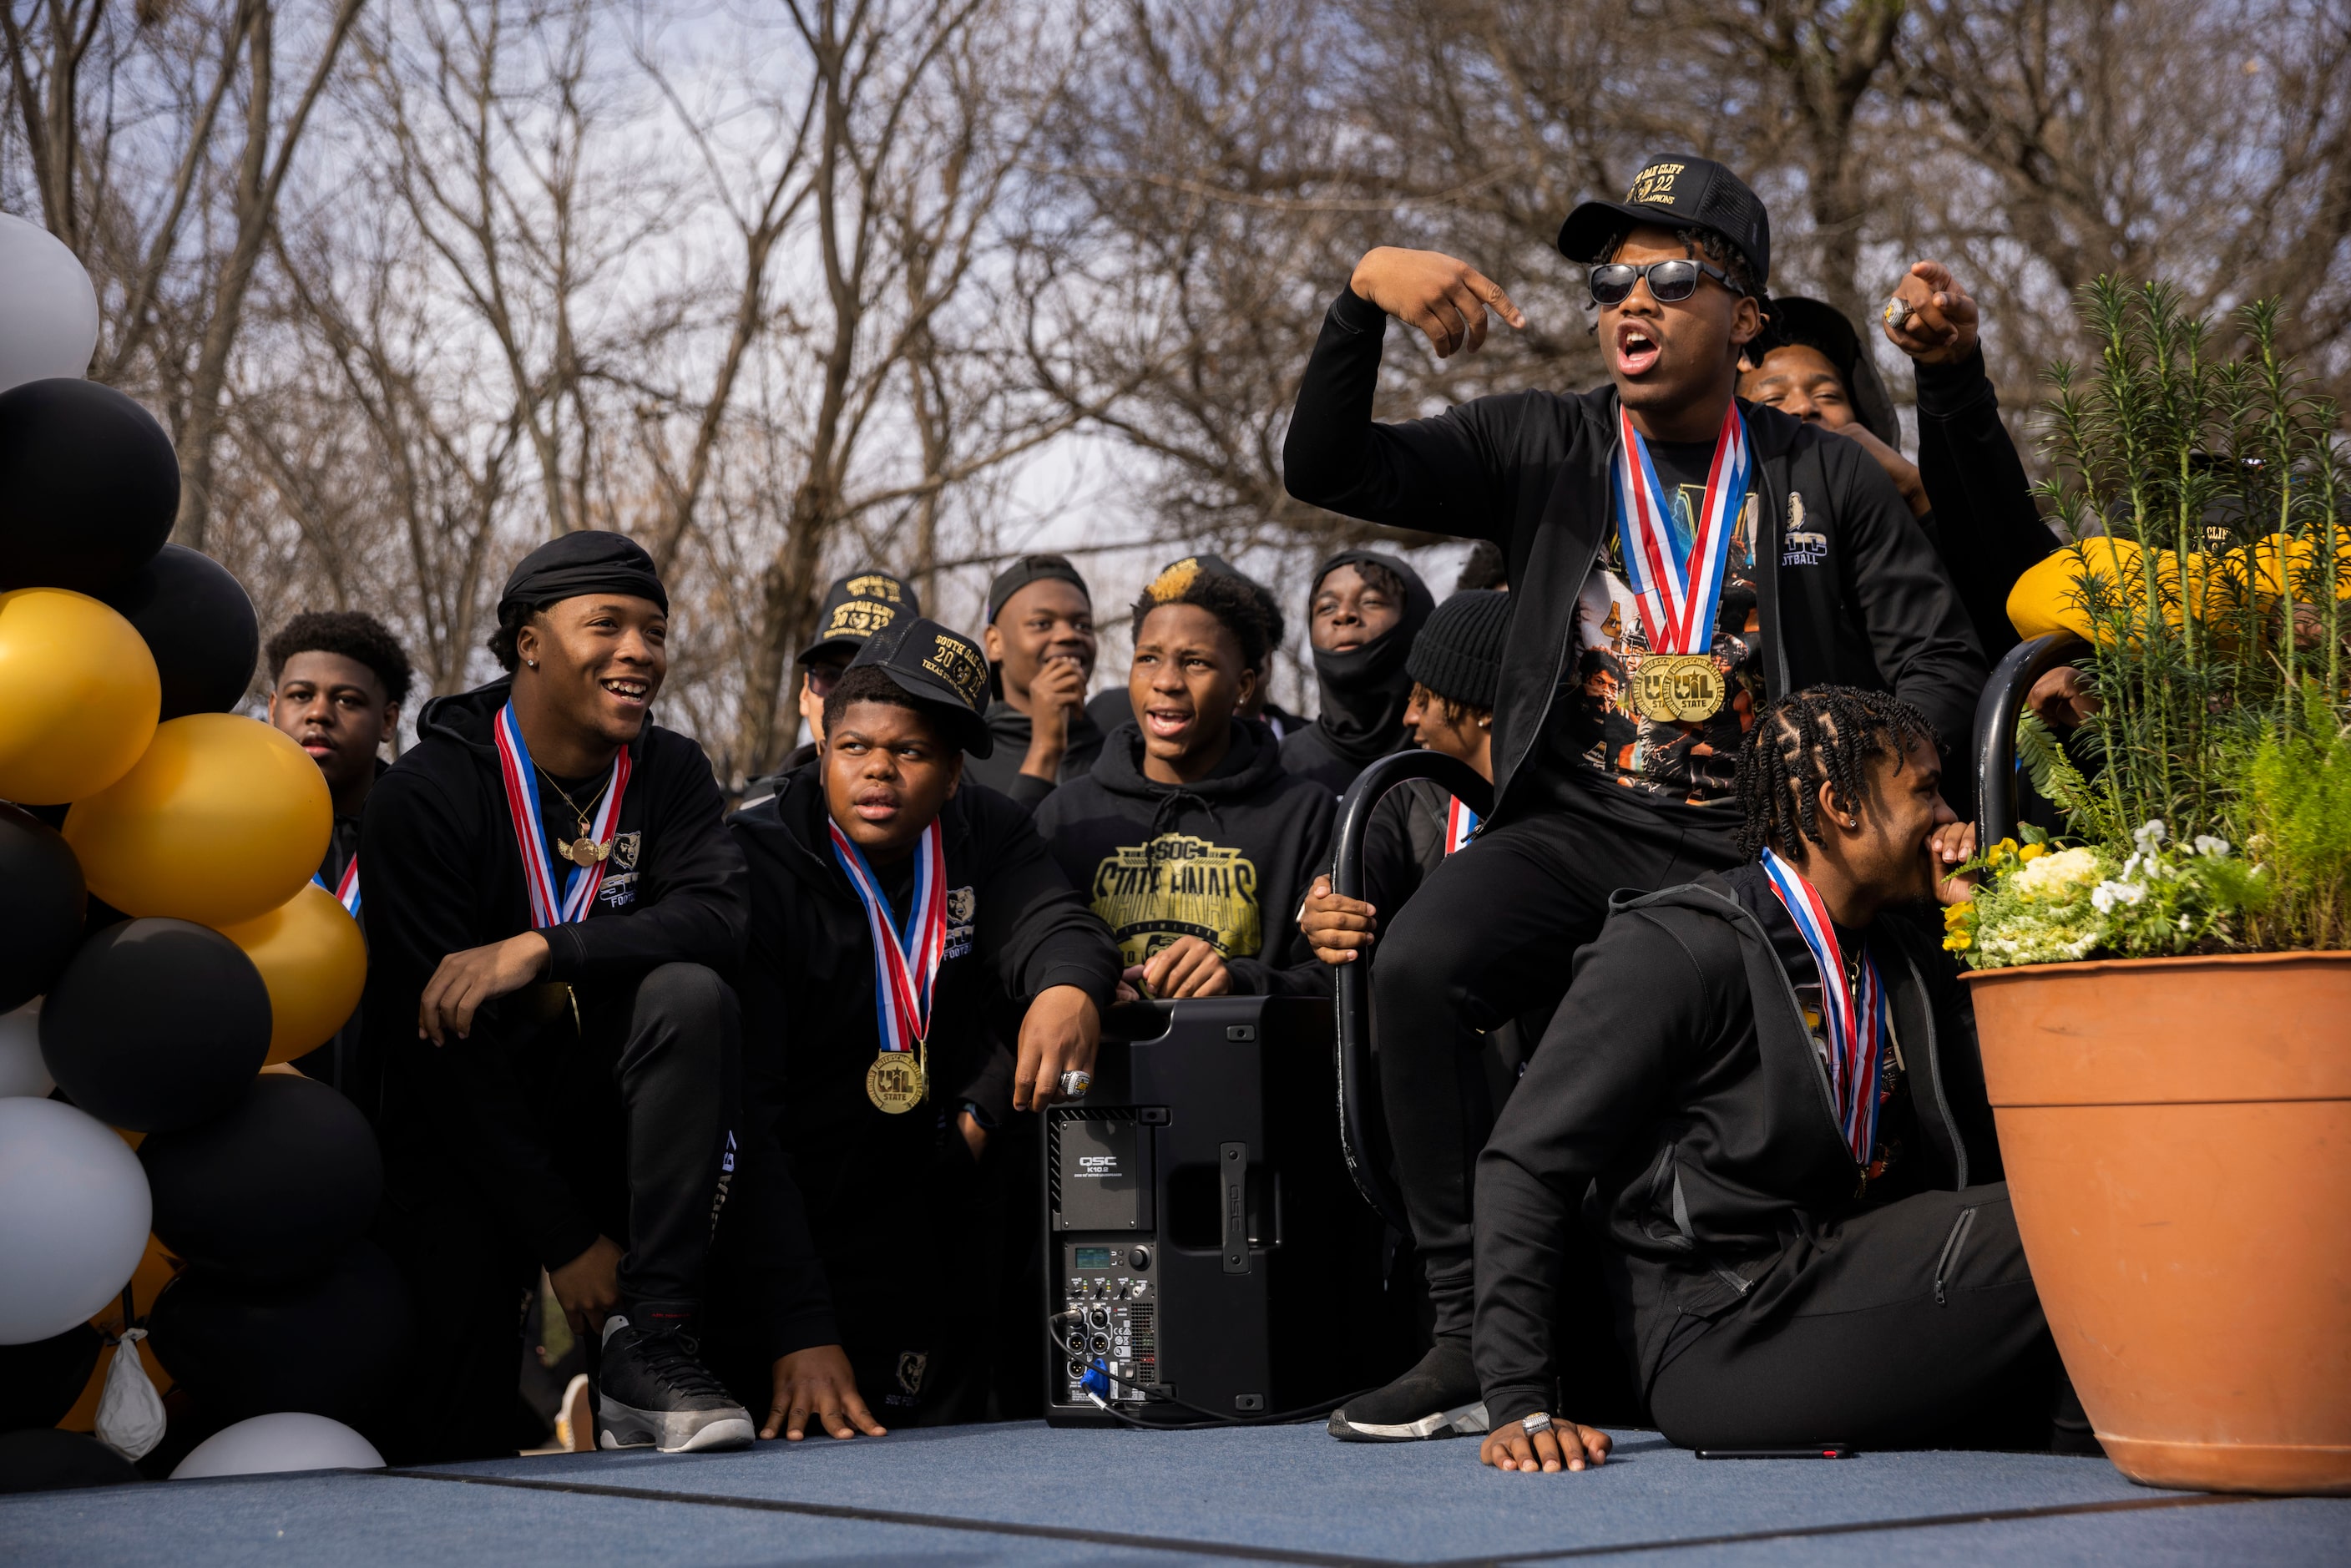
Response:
[2018,842,2047,862]
[1943,902,1973,928]
[1943,931,1973,951]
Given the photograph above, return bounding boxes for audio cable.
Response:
[1047,1312,1369,1431]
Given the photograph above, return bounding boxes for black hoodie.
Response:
[960,696,1105,812]
[358,678,748,1273]
[1471,864,1999,1427]
[1283,289,1986,825]
[1281,549,1437,796]
[720,766,1121,1360]
[1034,719,1335,998]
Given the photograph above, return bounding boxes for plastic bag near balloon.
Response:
[0,1098,151,1345]
[63,714,330,928]
[0,213,99,396]
[93,1326,166,1460]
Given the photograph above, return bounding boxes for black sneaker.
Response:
[1327,1337,1489,1441]
[596,1315,756,1454]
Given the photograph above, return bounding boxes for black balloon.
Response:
[146,1241,411,1426]
[40,918,270,1132]
[0,1325,104,1432]
[0,1428,141,1494]
[0,378,179,596]
[98,544,259,720]
[0,803,86,1014]
[141,1075,382,1283]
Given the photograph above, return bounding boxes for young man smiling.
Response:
[720,617,1117,1430]
[1474,687,2081,1470]
[361,531,763,1459]
[1284,155,1985,1440]
[1036,559,1333,1000]
[963,554,1105,809]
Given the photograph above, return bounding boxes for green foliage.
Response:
[1961,281,2350,966]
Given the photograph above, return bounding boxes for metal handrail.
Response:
[1328,750,1496,1232]
[1973,631,2090,843]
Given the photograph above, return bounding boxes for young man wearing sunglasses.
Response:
[1283,155,1984,1444]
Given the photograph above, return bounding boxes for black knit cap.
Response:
[498,529,667,618]
[847,615,993,756]
[985,554,1089,625]
[1404,589,1510,711]
[800,569,921,664]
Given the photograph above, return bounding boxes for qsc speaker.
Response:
[1043,994,1401,1426]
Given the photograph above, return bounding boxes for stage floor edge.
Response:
[3,1420,2345,1565]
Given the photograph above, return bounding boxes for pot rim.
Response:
[1959,949,2351,984]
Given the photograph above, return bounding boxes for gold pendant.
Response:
[866,1050,927,1113]
[561,836,609,867]
[1631,653,1726,723]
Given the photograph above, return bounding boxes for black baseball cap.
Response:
[798,569,922,665]
[1747,296,1899,445]
[1556,154,1771,293]
[847,615,993,756]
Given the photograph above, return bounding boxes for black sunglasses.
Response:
[1587,258,1737,307]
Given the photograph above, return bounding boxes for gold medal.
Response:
[1631,653,1726,723]
[866,1050,927,1113]
[561,835,609,868]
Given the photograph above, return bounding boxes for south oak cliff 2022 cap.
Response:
[1555,154,1772,294]
[799,569,923,665]
[846,615,994,757]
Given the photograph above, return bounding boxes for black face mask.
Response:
[1307,551,1434,767]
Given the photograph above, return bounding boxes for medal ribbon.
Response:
[492,701,632,928]
[1611,399,1751,655]
[1758,847,1887,1165]
[827,820,947,1057]
[1443,795,1479,857]
[312,857,362,919]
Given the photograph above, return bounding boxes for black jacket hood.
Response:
[1085,716,1288,805]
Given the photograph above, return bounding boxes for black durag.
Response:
[1304,549,1435,768]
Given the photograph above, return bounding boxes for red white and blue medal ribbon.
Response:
[313,857,362,918]
[1611,400,1751,655]
[1759,847,1886,1166]
[493,701,631,928]
[1443,796,1479,856]
[827,819,947,1059]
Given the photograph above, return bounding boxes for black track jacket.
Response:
[1283,288,1987,824]
[721,768,1120,1360]
[359,680,749,1272]
[1470,867,1999,1426]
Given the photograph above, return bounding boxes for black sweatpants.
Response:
[1373,793,1739,1337]
[374,962,741,1462]
[1646,1184,2069,1449]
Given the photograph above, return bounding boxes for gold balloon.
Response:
[63,713,331,927]
[218,880,367,1065]
[0,587,160,804]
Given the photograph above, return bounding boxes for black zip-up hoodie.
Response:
[358,679,748,1272]
[720,766,1121,1360]
[1034,719,1335,998]
[1470,864,1999,1427]
[960,698,1106,812]
[1283,289,1987,824]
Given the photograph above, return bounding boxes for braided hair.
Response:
[1734,685,1939,862]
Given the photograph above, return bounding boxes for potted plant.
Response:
[1949,281,2350,1495]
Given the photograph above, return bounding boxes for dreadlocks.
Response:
[1734,685,1939,862]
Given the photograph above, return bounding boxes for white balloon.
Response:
[0,998,54,1098]
[0,213,99,394]
[0,1096,150,1343]
[171,1413,384,1479]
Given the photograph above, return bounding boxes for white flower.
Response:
[2193,835,2231,858]
[2134,819,2168,852]
[2092,878,2146,913]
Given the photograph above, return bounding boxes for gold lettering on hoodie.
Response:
[1089,833,1262,966]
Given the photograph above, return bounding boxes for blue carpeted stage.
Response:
[4,1422,2345,1565]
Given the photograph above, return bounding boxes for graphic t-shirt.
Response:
[1087,832,1264,969]
[1551,438,1766,807]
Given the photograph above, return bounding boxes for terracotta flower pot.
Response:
[1964,951,2351,1495]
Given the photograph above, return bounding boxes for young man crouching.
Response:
[1474,686,2086,1470]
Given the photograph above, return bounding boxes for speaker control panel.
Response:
[1058,1242,1157,1404]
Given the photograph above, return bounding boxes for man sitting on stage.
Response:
[361,531,761,1459]
[1283,155,1985,1440]
[722,616,1119,1433]
[1476,686,2081,1470]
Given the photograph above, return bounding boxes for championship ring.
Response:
[866,1051,927,1113]
[1521,1412,1555,1435]
[1059,1070,1092,1101]
[1883,294,1915,331]
[1631,653,1726,723]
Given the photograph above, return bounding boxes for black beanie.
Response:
[1404,589,1509,711]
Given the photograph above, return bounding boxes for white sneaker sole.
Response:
[598,1399,756,1454]
[1329,1399,1490,1441]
